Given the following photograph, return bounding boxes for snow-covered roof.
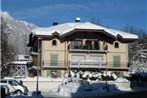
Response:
[105,28,138,39]
[32,22,138,39]
[32,22,82,36]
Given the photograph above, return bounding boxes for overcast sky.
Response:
[1,0,147,31]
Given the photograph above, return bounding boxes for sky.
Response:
[1,0,147,31]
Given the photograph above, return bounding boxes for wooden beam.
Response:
[43,66,129,71]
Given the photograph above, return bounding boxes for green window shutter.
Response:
[50,54,58,66]
[113,56,120,67]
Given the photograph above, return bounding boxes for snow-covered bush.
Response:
[101,71,117,81]
[64,70,119,81]
[81,71,91,80]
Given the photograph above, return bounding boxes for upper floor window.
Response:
[114,41,119,48]
[52,40,57,46]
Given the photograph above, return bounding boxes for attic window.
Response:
[52,40,57,46]
[114,41,119,48]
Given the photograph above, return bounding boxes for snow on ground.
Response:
[4,75,147,98]
[52,78,130,97]
[18,77,63,82]
[5,95,31,98]
[5,80,147,98]
[4,76,63,82]
[37,81,147,98]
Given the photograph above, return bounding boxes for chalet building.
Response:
[27,18,138,77]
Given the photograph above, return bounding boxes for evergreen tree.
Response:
[1,17,16,78]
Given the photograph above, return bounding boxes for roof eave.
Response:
[120,38,138,43]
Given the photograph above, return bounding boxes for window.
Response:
[47,70,61,78]
[71,55,85,66]
[85,40,92,49]
[94,40,99,50]
[51,70,61,78]
[50,54,58,66]
[52,40,57,46]
[74,40,82,49]
[9,81,17,86]
[113,56,120,67]
[1,80,7,83]
[90,55,103,61]
[114,41,119,48]
[72,55,86,60]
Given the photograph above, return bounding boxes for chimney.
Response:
[75,17,80,22]
[53,22,59,26]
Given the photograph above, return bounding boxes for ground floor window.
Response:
[47,70,61,78]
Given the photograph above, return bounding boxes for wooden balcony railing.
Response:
[68,45,108,53]
[69,45,108,50]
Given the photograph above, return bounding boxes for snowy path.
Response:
[4,77,147,98]
[5,90,147,98]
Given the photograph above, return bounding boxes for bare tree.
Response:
[122,25,147,60]
[122,25,147,74]
[122,25,146,38]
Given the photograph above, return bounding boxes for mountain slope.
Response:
[1,11,37,55]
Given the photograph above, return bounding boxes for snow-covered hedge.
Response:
[64,70,119,81]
